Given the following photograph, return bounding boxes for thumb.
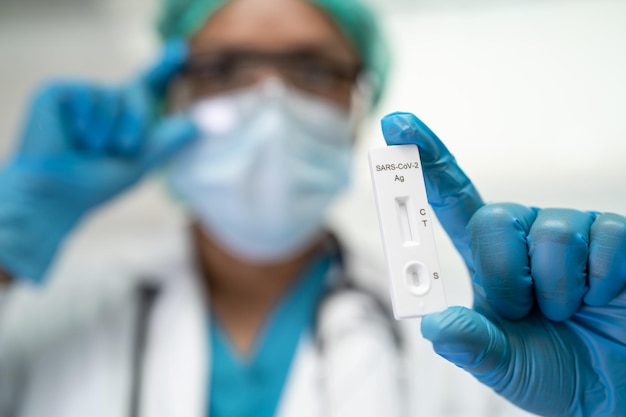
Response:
[381,112,483,268]
[421,306,508,379]
[139,115,198,171]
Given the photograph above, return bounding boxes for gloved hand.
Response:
[0,39,198,284]
[381,112,626,417]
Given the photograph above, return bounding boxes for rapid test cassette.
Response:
[368,144,446,319]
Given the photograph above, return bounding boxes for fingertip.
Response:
[162,37,189,66]
[381,112,428,145]
[421,307,455,341]
[166,114,199,141]
[421,306,506,375]
[143,37,189,92]
[85,88,121,153]
[469,203,536,321]
[141,115,199,170]
[112,115,145,157]
[155,115,199,152]
[63,85,98,151]
[380,112,419,145]
[529,209,592,321]
[585,212,626,306]
[381,112,446,163]
[110,86,149,157]
[421,306,477,342]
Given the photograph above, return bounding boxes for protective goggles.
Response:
[175,49,362,103]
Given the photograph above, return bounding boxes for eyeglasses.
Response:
[178,50,362,103]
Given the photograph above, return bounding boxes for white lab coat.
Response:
[0,230,405,417]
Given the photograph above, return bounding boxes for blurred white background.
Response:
[1,0,625,415]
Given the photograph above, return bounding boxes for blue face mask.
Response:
[166,80,354,262]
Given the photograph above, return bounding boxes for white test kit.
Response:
[368,144,446,319]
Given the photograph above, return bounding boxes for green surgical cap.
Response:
[157,0,390,105]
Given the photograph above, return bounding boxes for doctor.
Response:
[2,1,626,417]
[0,0,406,417]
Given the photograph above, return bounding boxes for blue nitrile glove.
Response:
[381,112,626,417]
[0,39,198,284]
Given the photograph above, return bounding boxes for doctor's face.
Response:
[183,0,361,109]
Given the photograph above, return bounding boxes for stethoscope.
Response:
[127,236,403,417]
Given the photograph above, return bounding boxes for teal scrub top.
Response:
[208,253,332,417]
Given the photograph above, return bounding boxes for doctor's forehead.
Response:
[190,0,358,61]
